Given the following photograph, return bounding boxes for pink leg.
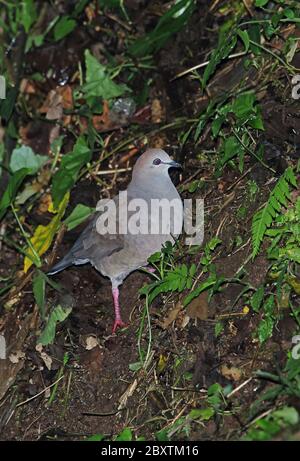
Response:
[112,287,127,333]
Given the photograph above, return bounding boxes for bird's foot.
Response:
[112,318,127,334]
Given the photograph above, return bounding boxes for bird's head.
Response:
[132,149,181,182]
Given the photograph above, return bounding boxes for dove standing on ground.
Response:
[48,149,183,332]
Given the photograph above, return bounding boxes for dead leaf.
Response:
[220,364,243,382]
[20,78,36,94]
[4,294,21,310]
[118,379,138,410]
[9,350,25,364]
[157,354,168,375]
[59,85,73,110]
[85,336,99,350]
[151,98,163,123]
[38,193,53,214]
[85,5,96,22]
[160,302,182,329]
[23,192,69,273]
[186,292,209,320]
[180,314,190,329]
[35,344,52,370]
[39,89,63,120]
[40,352,52,370]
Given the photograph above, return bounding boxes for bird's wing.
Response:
[71,208,124,264]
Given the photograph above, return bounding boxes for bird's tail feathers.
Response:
[47,255,89,275]
[47,256,73,275]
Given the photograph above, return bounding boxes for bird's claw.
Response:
[112,319,127,334]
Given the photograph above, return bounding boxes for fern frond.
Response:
[251,167,297,258]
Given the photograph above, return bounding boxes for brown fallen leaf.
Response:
[37,193,53,214]
[85,336,99,350]
[220,364,243,382]
[151,98,164,123]
[160,302,182,329]
[20,78,36,94]
[9,350,25,364]
[39,89,63,120]
[186,291,209,320]
[59,85,73,110]
[35,344,53,370]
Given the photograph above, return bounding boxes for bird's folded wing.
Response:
[71,209,124,264]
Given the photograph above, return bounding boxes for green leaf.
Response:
[281,247,300,264]
[263,295,275,316]
[248,24,261,54]
[255,0,269,6]
[38,304,72,345]
[129,0,196,57]
[83,50,128,103]
[183,276,216,307]
[21,0,37,33]
[64,204,95,230]
[206,237,222,253]
[219,136,240,167]
[202,25,237,88]
[237,29,250,52]
[155,429,169,442]
[129,361,143,372]
[33,271,46,320]
[257,317,274,343]
[273,406,299,425]
[0,168,30,220]
[10,145,47,174]
[215,321,224,338]
[54,16,77,41]
[231,92,256,119]
[0,142,3,178]
[86,434,105,441]
[251,167,297,258]
[0,85,18,121]
[250,286,264,312]
[189,407,215,421]
[115,428,132,441]
[52,136,91,208]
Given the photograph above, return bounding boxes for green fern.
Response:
[251,167,297,258]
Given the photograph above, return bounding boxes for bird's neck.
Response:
[128,174,178,199]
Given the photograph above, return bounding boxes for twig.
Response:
[16,375,64,407]
[94,167,132,175]
[227,377,253,398]
[81,409,124,417]
[172,51,248,80]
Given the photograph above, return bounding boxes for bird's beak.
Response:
[166,160,182,169]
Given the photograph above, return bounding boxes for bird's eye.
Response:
[153,158,161,165]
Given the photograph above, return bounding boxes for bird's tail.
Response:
[47,256,73,275]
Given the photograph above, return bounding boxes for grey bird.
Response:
[48,149,182,333]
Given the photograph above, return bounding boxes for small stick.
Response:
[227,377,253,398]
[172,51,248,80]
[16,375,64,407]
[94,167,132,176]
